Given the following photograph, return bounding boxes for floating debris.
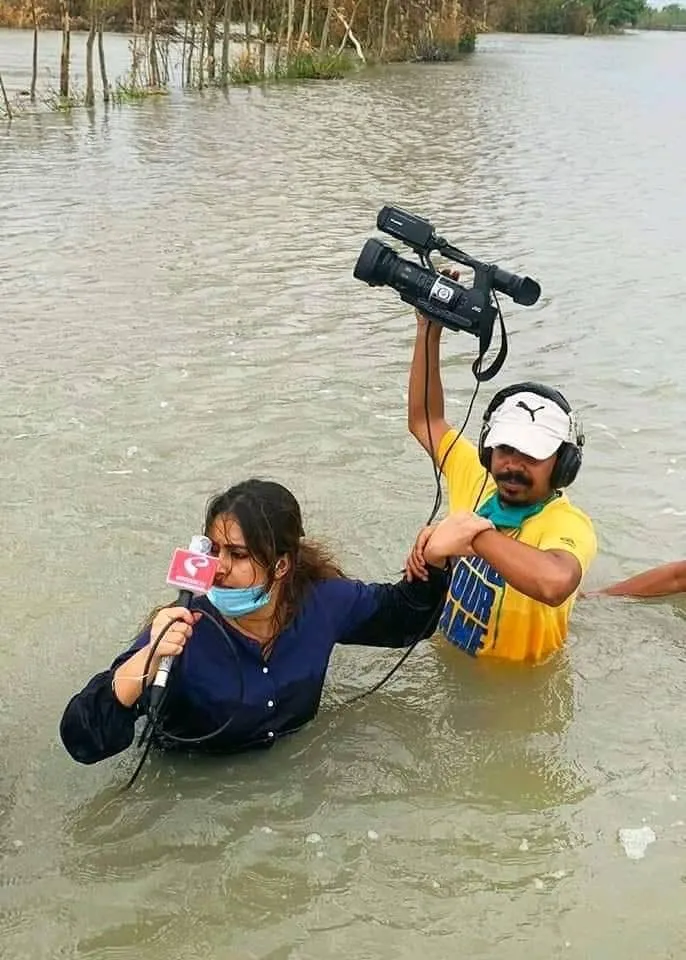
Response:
[618,826,656,860]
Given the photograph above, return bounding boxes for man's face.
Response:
[490,444,557,505]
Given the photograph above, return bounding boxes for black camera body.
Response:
[353,206,541,379]
[354,236,491,337]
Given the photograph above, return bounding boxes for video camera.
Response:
[353,206,541,380]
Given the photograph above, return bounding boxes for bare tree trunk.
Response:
[296,0,311,52]
[182,0,195,87]
[286,0,294,51]
[199,0,209,88]
[380,0,392,58]
[319,0,335,53]
[334,5,365,60]
[131,0,139,87]
[242,0,253,56]
[59,0,70,99]
[273,0,287,74]
[186,21,196,86]
[98,17,110,103]
[30,0,39,102]
[220,0,232,86]
[181,16,189,85]
[207,0,217,81]
[0,73,12,119]
[85,0,96,107]
[257,0,266,76]
[158,34,171,83]
[149,0,160,87]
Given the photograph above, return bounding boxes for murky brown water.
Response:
[1,26,686,960]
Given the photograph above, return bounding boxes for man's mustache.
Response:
[494,471,533,488]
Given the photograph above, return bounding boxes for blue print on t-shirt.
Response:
[439,557,505,656]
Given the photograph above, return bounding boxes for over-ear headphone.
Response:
[477,381,584,488]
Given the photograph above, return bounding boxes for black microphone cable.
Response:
[344,317,492,706]
[124,603,246,790]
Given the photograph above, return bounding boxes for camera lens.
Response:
[353,239,393,286]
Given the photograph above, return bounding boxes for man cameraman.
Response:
[406,309,597,663]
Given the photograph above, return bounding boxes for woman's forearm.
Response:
[112,644,159,707]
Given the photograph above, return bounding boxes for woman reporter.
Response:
[60,479,490,764]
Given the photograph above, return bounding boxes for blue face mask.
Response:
[477,492,557,530]
[207,584,270,618]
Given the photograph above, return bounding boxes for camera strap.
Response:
[472,307,508,382]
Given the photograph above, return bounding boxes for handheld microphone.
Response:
[149,534,219,712]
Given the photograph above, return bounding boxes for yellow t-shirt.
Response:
[435,428,597,663]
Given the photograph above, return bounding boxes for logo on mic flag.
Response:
[167,549,219,594]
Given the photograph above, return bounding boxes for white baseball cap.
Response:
[484,391,574,461]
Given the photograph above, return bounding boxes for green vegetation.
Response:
[638,3,686,28]
[485,0,648,33]
[1,0,681,122]
[0,0,478,117]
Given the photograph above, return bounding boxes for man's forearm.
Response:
[596,561,686,598]
[472,530,580,606]
[408,321,446,437]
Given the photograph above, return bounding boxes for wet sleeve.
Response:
[335,564,450,648]
[59,631,151,765]
[537,509,598,576]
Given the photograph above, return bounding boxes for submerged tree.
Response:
[98,9,111,103]
[59,0,70,98]
[85,0,96,105]
[30,0,39,102]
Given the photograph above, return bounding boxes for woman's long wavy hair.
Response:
[204,478,344,632]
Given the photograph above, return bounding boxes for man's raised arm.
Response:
[408,313,452,463]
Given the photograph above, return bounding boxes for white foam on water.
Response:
[618,826,656,860]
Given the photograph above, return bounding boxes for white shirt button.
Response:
[267,700,274,708]
[262,666,269,674]
[267,731,274,739]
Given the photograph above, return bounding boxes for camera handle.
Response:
[426,239,509,382]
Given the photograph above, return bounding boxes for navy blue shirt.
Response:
[60,566,449,764]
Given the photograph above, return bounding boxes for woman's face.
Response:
[207,514,269,590]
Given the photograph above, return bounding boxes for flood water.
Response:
[1,26,686,960]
